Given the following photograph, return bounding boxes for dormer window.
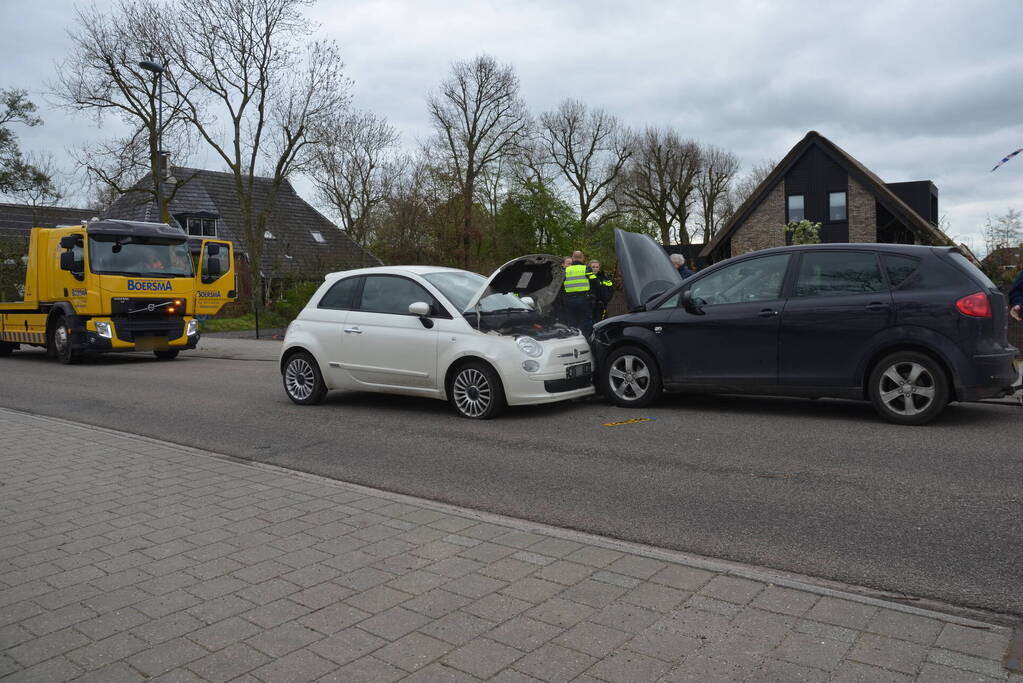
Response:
[264,231,275,239]
[310,231,325,244]
[186,217,217,237]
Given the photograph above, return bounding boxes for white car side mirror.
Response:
[408,301,431,317]
[520,296,535,309]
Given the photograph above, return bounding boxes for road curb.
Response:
[5,405,1017,636]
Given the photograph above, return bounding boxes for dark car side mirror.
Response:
[682,289,705,315]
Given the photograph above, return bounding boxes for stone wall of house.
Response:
[848,176,878,243]
[730,182,786,257]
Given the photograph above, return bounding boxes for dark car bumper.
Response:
[958,350,1019,400]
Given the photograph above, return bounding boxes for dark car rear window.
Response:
[883,255,920,288]
[947,252,997,289]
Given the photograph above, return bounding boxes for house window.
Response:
[310,231,325,244]
[787,195,805,222]
[829,192,847,221]
[186,217,218,237]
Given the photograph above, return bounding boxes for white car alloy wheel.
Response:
[450,362,505,419]
[283,352,326,405]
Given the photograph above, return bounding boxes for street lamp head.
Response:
[138,60,166,74]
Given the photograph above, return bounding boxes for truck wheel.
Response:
[50,316,80,365]
[0,342,15,357]
[154,350,180,360]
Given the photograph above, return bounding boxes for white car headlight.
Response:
[94,321,113,339]
[186,319,199,336]
[515,336,543,358]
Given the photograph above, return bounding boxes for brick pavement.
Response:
[0,407,1019,682]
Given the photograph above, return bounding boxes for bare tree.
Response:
[310,110,403,261]
[729,160,777,214]
[55,1,195,220]
[621,127,701,245]
[428,54,529,267]
[163,0,352,311]
[984,209,1022,253]
[696,145,739,244]
[0,89,62,204]
[539,99,631,242]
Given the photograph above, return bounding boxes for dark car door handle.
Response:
[757,308,778,318]
[865,302,890,312]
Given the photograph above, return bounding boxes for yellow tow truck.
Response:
[0,219,235,362]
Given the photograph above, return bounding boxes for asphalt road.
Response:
[3,346,1022,621]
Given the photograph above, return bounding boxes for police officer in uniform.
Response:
[562,250,593,336]
[588,259,614,323]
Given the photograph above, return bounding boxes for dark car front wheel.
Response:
[868,351,949,425]
[602,346,662,408]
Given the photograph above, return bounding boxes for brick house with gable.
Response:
[701,131,954,263]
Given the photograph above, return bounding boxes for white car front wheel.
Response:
[449,362,505,419]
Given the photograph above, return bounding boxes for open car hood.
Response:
[463,254,565,313]
[614,228,683,311]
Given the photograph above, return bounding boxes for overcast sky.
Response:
[4,0,1023,254]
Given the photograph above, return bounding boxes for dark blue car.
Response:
[592,229,1019,425]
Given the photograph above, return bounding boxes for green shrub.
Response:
[273,281,321,323]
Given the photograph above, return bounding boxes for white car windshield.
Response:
[423,271,531,313]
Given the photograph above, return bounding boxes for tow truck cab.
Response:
[0,219,236,362]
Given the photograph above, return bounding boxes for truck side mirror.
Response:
[59,251,83,276]
[59,235,79,249]
[207,244,220,256]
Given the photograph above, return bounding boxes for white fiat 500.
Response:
[279,255,594,418]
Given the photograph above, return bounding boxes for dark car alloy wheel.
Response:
[869,351,949,425]
[603,346,662,408]
[283,352,327,405]
[450,362,505,419]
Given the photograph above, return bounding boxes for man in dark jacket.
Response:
[1010,269,1023,321]
[670,253,695,279]
[588,260,615,322]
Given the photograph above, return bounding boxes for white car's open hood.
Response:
[462,254,565,313]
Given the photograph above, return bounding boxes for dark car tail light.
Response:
[955,292,991,318]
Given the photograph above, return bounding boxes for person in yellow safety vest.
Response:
[588,260,615,322]
[562,250,593,336]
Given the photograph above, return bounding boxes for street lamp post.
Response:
[138,60,167,223]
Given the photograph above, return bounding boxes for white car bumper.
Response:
[498,337,595,406]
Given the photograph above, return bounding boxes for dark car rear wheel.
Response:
[283,351,327,405]
[868,351,949,425]
[449,361,505,419]
[602,346,662,408]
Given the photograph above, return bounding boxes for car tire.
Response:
[602,345,662,408]
[868,351,949,425]
[448,361,506,419]
[154,350,180,360]
[50,315,80,365]
[282,351,327,405]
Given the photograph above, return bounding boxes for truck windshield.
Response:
[89,235,194,278]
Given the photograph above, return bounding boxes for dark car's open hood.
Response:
[614,228,683,311]
[463,254,564,313]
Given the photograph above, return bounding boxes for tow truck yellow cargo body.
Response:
[0,219,236,362]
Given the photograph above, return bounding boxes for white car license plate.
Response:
[566,362,591,379]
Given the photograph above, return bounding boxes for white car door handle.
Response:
[343,327,362,334]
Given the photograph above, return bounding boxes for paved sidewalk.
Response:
[0,409,1018,683]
